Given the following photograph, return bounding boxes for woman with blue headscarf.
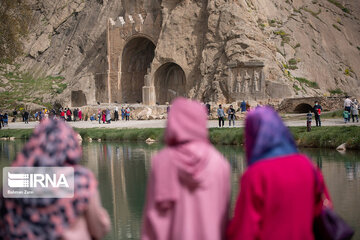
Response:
[227,107,331,240]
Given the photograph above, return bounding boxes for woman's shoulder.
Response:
[246,154,313,174]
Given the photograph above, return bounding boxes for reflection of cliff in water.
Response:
[81,142,158,239]
[301,148,360,232]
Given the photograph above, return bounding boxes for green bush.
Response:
[329,88,343,95]
[327,0,350,13]
[332,24,341,31]
[295,77,319,89]
[288,58,297,65]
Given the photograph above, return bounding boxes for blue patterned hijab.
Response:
[245,107,298,166]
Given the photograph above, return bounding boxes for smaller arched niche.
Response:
[71,90,87,107]
[294,103,313,113]
[154,62,186,104]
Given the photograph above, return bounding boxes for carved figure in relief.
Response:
[242,70,251,93]
[253,70,260,92]
[235,71,242,93]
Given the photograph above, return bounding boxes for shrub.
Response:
[327,0,350,13]
[332,24,341,31]
[293,84,301,91]
[295,77,319,89]
[329,88,343,95]
[288,58,297,65]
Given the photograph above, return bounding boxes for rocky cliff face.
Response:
[9,0,360,107]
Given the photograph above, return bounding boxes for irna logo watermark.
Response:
[3,167,74,198]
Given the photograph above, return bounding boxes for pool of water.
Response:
[1,141,359,239]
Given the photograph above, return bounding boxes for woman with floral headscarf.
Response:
[0,119,110,240]
[227,107,331,240]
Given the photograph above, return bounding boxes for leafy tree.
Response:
[0,0,32,63]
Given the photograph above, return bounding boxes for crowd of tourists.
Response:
[1,97,353,240]
[343,96,359,123]
[0,106,133,128]
[214,100,253,128]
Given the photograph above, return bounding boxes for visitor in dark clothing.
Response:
[12,110,17,122]
[240,100,246,113]
[217,104,225,128]
[313,101,322,127]
[206,103,211,116]
[3,113,8,126]
[228,105,236,127]
[0,113,3,128]
[73,108,78,122]
[23,111,29,124]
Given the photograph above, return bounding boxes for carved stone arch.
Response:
[154,62,186,104]
[120,37,156,103]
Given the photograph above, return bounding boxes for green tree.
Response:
[0,0,32,63]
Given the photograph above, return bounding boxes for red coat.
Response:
[227,154,329,240]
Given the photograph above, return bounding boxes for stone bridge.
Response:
[277,97,343,113]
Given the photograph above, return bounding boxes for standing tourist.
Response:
[206,102,211,116]
[39,110,44,122]
[306,110,312,132]
[0,111,4,128]
[246,102,251,112]
[166,102,170,114]
[0,119,111,239]
[125,107,130,121]
[98,108,101,124]
[351,99,359,123]
[102,110,106,124]
[23,111,29,124]
[12,109,17,122]
[66,108,72,121]
[227,107,332,240]
[228,105,236,127]
[141,97,230,240]
[313,101,322,127]
[0,112,2,129]
[60,109,65,121]
[78,108,82,121]
[240,100,246,113]
[343,109,350,123]
[3,113,8,126]
[73,108,78,122]
[121,107,125,120]
[344,96,352,122]
[114,107,119,121]
[217,104,225,128]
[106,108,111,124]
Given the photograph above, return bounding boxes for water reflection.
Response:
[0,142,359,239]
[81,142,158,240]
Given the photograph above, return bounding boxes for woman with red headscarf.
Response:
[0,119,110,240]
[141,97,231,240]
[227,107,331,240]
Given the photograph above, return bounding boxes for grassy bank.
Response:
[0,126,360,149]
